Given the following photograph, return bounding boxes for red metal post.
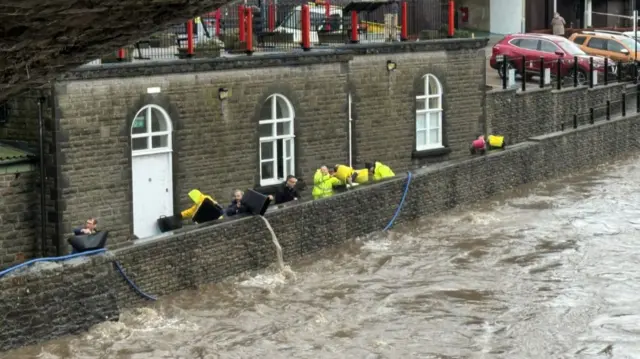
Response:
[325,0,331,30]
[350,11,359,43]
[117,48,125,61]
[186,20,194,56]
[239,5,246,42]
[400,1,408,41]
[448,0,455,38]
[245,7,254,54]
[301,4,311,51]
[268,2,275,32]
[215,9,221,37]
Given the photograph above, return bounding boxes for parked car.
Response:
[490,33,614,86]
[569,31,640,62]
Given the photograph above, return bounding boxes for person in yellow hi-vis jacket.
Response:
[365,161,395,181]
[181,189,223,221]
[312,166,342,200]
[334,164,370,185]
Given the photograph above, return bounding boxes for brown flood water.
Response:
[5,157,640,359]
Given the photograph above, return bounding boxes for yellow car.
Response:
[568,31,640,63]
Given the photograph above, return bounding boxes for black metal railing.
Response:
[491,55,639,92]
[558,86,640,132]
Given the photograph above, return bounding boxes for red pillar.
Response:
[186,20,194,56]
[448,0,455,38]
[215,9,221,37]
[325,0,331,30]
[245,7,254,54]
[400,1,408,41]
[239,5,246,42]
[301,4,311,51]
[117,48,125,61]
[350,11,359,43]
[268,2,275,32]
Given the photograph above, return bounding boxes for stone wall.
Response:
[0,89,60,261]
[485,83,633,145]
[51,40,488,248]
[0,171,39,269]
[2,109,640,353]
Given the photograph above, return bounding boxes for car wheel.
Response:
[568,69,588,86]
[498,61,515,79]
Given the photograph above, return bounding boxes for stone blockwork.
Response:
[1,109,640,354]
[0,256,120,352]
[0,0,225,103]
[50,40,488,248]
[485,83,631,145]
[0,90,60,261]
[0,171,39,269]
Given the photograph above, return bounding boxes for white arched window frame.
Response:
[259,94,296,186]
[415,74,443,151]
[130,105,173,157]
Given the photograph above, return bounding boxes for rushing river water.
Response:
[7,157,640,359]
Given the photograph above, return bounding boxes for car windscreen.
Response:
[558,40,587,56]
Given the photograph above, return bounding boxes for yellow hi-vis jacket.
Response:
[354,169,369,184]
[334,165,355,184]
[181,189,220,219]
[487,135,505,148]
[373,161,395,181]
[312,170,341,199]
[335,165,370,185]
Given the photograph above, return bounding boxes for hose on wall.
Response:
[0,249,157,301]
[383,171,413,231]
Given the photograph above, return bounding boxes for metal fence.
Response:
[89,0,455,64]
[559,86,640,132]
[486,55,640,91]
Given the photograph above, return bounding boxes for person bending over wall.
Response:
[334,164,369,186]
[469,134,507,155]
[365,161,395,181]
[181,189,224,224]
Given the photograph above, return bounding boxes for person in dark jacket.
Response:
[272,175,300,204]
[73,218,98,236]
[226,190,250,216]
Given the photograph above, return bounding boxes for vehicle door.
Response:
[539,39,562,80]
[514,38,540,75]
[605,39,632,62]
[584,37,608,59]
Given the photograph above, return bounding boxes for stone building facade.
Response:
[0,39,488,256]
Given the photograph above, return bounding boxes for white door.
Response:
[132,153,173,238]
[130,104,174,239]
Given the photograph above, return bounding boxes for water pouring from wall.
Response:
[259,216,296,281]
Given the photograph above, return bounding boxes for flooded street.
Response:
[7,157,640,359]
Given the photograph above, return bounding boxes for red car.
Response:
[489,33,614,85]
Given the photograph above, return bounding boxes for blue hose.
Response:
[113,260,157,301]
[0,248,107,279]
[383,171,413,231]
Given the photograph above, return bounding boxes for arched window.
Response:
[415,74,443,151]
[258,94,295,185]
[130,105,172,155]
